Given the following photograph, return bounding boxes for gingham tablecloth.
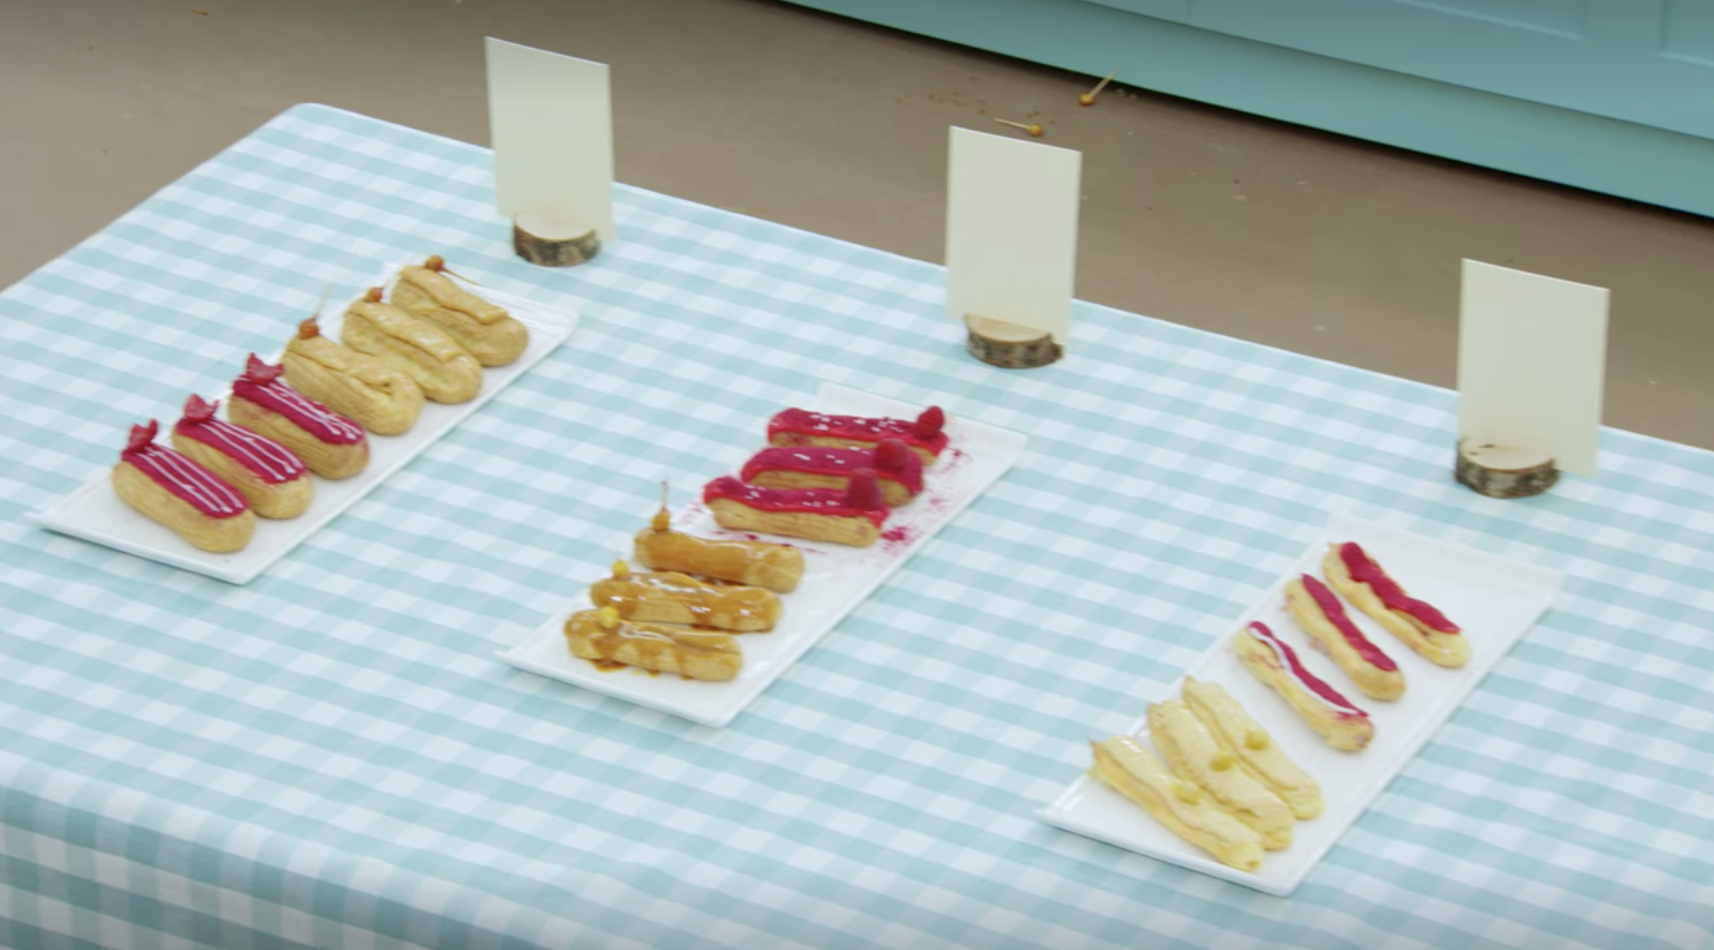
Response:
[2,105,1710,950]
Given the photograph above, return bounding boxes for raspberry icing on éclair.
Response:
[1338,542,1460,634]
[703,474,889,527]
[1246,621,1367,719]
[1301,574,1399,671]
[767,406,948,457]
[232,354,364,445]
[175,395,306,484]
[121,421,248,519]
[740,439,924,493]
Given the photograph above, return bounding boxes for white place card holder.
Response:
[485,37,613,266]
[946,127,1081,369]
[1454,260,1609,498]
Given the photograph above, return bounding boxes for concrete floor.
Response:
[4,0,1713,449]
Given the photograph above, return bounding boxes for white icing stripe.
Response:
[264,383,364,441]
[195,419,305,482]
[1248,624,1363,715]
[132,448,245,516]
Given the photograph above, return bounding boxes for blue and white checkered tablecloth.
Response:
[2,105,1710,950]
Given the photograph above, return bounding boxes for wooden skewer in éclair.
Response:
[993,118,1044,138]
[421,255,480,286]
[1078,69,1121,107]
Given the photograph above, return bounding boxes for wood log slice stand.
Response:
[964,314,1062,369]
[513,213,601,267]
[1454,439,1558,498]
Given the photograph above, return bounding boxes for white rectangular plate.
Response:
[28,264,577,585]
[1038,515,1563,896]
[499,383,1028,728]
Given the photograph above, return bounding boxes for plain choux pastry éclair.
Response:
[390,256,529,367]
[1147,699,1295,851]
[282,317,424,436]
[1089,735,1263,872]
[1181,676,1323,821]
[342,288,483,404]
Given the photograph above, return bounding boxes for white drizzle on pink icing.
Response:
[243,382,365,442]
[232,357,365,444]
[124,443,248,518]
[176,406,306,485]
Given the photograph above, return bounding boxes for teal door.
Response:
[1085,0,1714,139]
[780,0,1714,215]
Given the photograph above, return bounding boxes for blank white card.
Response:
[945,128,1081,344]
[485,37,615,241]
[1458,259,1608,477]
